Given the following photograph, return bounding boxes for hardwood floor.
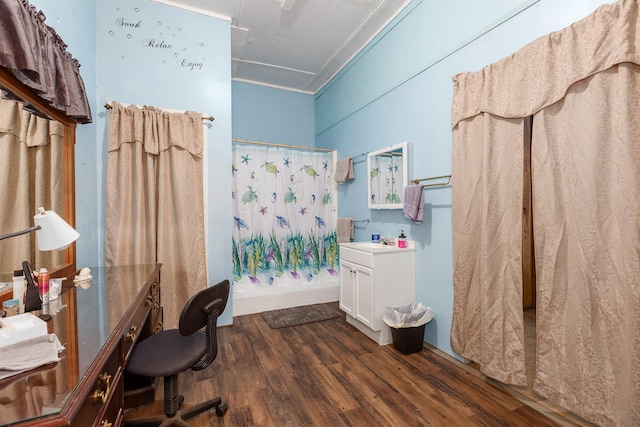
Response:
[125,303,566,426]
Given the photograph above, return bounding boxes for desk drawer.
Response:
[149,280,161,328]
[96,373,123,427]
[122,305,150,361]
[73,344,121,426]
[122,278,159,360]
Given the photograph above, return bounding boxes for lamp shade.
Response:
[33,207,80,251]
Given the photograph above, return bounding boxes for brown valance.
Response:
[0,0,92,124]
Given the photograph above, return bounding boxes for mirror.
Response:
[367,142,408,210]
[0,67,77,279]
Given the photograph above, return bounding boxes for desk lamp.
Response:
[0,207,79,313]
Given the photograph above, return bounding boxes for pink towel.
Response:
[403,185,424,223]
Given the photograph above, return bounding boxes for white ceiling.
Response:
[156,0,410,93]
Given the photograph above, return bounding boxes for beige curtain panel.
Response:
[450,114,528,387]
[105,102,206,330]
[0,96,65,273]
[451,1,640,425]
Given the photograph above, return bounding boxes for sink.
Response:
[340,241,415,253]
[350,242,387,249]
[340,240,415,252]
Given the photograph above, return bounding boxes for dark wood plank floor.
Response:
[125,303,564,427]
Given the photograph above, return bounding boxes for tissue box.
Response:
[0,312,48,348]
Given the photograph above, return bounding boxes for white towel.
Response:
[0,333,64,379]
[337,218,354,243]
[403,185,425,223]
[335,157,355,183]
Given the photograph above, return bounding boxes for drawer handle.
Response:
[91,373,112,404]
[125,324,138,342]
[145,296,160,309]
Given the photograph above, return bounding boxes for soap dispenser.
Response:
[398,230,407,248]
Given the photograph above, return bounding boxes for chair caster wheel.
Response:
[178,395,185,408]
[215,402,228,417]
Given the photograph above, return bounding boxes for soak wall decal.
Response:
[106,3,208,72]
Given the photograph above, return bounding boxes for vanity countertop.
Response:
[339,240,415,253]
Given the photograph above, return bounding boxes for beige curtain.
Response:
[0,96,65,273]
[531,64,640,426]
[105,102,206,330]
[451,0,640,425]
[451,113,527,386]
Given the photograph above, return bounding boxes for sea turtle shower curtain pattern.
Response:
[232,143,338,292]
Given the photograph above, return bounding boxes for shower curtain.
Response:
[451,1,640,425]
[232,143,338,293]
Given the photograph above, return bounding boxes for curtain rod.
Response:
[411,174,452,188]
[232,138,335,153]
[104,102,214,122]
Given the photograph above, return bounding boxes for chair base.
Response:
[125,396,228,427]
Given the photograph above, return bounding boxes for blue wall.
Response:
[232,82,315,147]
[28,0,615,350]
[95,0,233,323]
[316,0,613,356]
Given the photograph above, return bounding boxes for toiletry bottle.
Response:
[12,270,25,313]
[398,230,407,248]
[38,268,50,305]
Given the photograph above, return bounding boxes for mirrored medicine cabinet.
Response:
[367,142,408,210]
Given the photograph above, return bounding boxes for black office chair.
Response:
[125,279,230,427]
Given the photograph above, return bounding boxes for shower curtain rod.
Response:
[411,174,452,188]
[104,102,214,121]
[233,138,335,153]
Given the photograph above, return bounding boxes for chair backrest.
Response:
[179,279,230,336]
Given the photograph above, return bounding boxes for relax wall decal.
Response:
[107,4,207,72]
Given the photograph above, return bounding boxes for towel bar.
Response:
[410,174,452,188]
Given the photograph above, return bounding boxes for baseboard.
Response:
[233,283,339,316]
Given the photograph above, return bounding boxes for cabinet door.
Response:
[354,264,374,329]
[339,259,355,316]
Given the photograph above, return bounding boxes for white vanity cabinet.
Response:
[338,242,416,345]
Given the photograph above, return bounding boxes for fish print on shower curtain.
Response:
[232,143,338,292]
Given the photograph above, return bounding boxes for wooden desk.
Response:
[0,263,162,427]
